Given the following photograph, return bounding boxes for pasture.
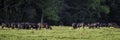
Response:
[0,26,120,40]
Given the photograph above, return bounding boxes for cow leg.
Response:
[73,26,77,29]
[49,27,52,30]
[89,26,94,29]
[39,26,42,30]
[89,26,92,29]
[1,26,4,29]
[46,26,52,30]
[83,26,85,29]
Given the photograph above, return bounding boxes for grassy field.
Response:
[0,26,120,40]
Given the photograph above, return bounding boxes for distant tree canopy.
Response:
[0,0,120,25]
[0,0,60,24]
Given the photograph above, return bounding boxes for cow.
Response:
[77,22,85,29]
[99,23,108,27]
[1,23,7,29]
[17,23,23,29]
[10,23,19,29]
[26,23,33,29]
[19,23,32,29]
[108,22,120,28]
[31,23,39,30]
[72,23,78,29]
[24,23,31,29]
[16,23,37,30]
[43,23,52,30]
[37,23,52,30]
[88,22,100,29]
[1,23,11,29]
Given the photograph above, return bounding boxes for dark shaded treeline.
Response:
[0,0,120,26]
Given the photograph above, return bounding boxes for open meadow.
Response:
[0,26,120,40]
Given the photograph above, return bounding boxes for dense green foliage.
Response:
[0,26,120,40]
[0,0,120,25]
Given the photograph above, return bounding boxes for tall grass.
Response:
[0,26,120,40]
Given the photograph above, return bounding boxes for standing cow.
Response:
[10,23,19,29]
[72,23,78,29]
[31,23,39,30]
[17,23,23,29]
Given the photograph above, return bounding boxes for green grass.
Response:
[0,26,120,40]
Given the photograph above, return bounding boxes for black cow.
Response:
[72,23,78,29]
[77,22,85,29]
[99,23,108,27]
[43,23,52,30]
[88,22,100,29]
[20,23,31,29]
[1,23,11,29]
[108,23,120,28]
[10,23,19,29]
[31,23,39,30]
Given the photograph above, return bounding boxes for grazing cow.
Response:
[17,23,23,29]
[1,23,11,29]
[26,23,33,29]
[19,23,25,29]
[22,23,31,29]
[37,23,44,29]
[31,23,39,30]
[108,23,120,28]
[10,23,19,29]
[24,23,29,29]
[10,23,15,29]
[1,22,53,30]
[17,23,36,30]
[37,23,52,30]
[72,23,78,29]
[88,22,100,29]
[77,22,85,29]
[99,23,108,27]
[1,23,7,29]
[43,23,52,30]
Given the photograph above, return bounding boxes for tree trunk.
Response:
[41,13,44,23]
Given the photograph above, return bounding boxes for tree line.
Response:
[0,0,120,26]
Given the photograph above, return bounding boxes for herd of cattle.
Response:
[72,22,120,29]
[0,22,52,30]
[0,22,119,30]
